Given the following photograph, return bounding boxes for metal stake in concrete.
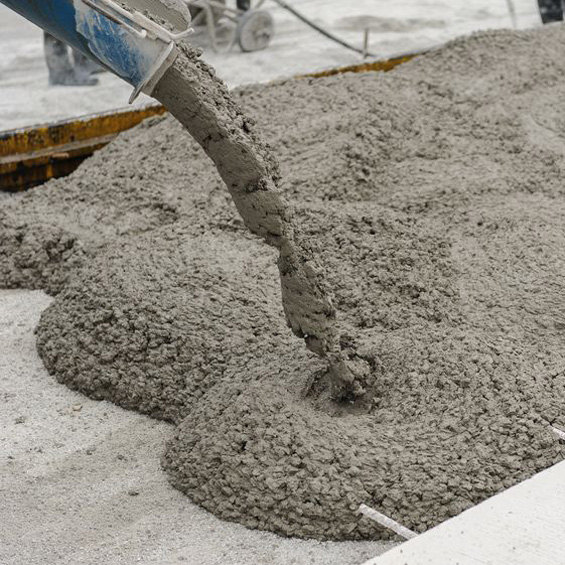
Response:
[550,425,565,441]
[363,28,370,59]
[358,504,418,540]
[505,0,518,28]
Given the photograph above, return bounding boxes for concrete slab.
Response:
[364,460,565,565]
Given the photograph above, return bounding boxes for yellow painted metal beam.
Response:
[0,105,166,191]
[0,53,419,192]
[304,52,418,79]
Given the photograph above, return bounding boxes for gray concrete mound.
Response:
[2,26,565,540]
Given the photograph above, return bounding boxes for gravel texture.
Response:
[2,25,565,541]
[0,289,394,564]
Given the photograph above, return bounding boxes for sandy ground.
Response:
[0,0,542,130]
[0,289,395,565]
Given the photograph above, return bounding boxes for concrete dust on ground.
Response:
[0,289,395,565]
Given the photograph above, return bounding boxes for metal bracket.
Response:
[82,0,148,38]
[80,0,193,102]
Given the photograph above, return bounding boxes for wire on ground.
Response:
[271,0,376,58]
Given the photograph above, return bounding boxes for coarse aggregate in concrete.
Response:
[0,289,395,565]
[2,24,565,541]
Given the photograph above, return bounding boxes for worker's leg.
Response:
[44,33,74,85]
[43,33,98,86]
[72,49,103,78]
[537,0,564,23]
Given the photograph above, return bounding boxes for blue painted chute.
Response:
[0,0,178,97]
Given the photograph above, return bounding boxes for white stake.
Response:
[551,425,565,441]
[363,28,370,59]
[358,504,418,540]
[505,0,518,28]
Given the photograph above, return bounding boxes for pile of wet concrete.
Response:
[2,25,565,540]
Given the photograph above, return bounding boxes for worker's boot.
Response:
[44,33,98,86]
[537,0,564,23]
